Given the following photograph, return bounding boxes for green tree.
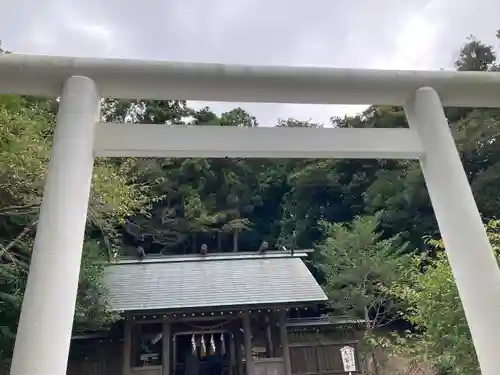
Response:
[390,220,500,374]
[116,104,265,255]
[315,214,414,374]
[0,41,10,54]
[0,94,150,359]
[454,35,497,72]
[221,107,258,127]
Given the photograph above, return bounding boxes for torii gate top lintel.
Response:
[0,54,500,107]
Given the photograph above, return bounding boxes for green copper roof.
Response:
[103,252,327,312]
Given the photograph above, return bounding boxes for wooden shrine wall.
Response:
[0,341,122,375]
[66,340,123,375]
[287,328,361,375]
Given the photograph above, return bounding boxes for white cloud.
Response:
[384,15,442,70]
[68,23,112,42]
[1,0,499,125]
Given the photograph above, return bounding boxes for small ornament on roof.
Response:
[258,241,268,254]
[136,245,146,260]
[200,243,208,256]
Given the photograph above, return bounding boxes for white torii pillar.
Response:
[9,76,100,375]
[405,87,500,375]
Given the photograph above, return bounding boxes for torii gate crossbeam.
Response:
[1,55,499,375]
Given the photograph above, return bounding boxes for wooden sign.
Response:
[340,345,357,373]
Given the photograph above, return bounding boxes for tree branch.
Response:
[0,203,40,216]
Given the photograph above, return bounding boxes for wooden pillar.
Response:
[264,314,274,358]
[162,321,171,375]
[242,312,253,375]
[229,333,236,375]
[278,310,292,375]
[270,313,281,356]
[122,319,132,375]
[235,331,244,375]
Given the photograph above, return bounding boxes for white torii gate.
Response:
[1,55,500,375]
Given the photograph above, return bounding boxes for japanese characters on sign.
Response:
[340,345,357,373]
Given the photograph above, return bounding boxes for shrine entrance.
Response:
[173,331,232,375]
[1,54,500,375]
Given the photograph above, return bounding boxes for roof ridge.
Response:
[108,249,313,266]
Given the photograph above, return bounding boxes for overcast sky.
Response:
[1,0,499,125]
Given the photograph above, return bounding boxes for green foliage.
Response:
[0,263,23,361]
[0,94,151,358]
[316,214,414,326]
[74,240,120,331]
[220,107,258,127]
[315,214,416,375]
[455,35,497,71]
[389,221,500,374]
[0,41,10,54]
